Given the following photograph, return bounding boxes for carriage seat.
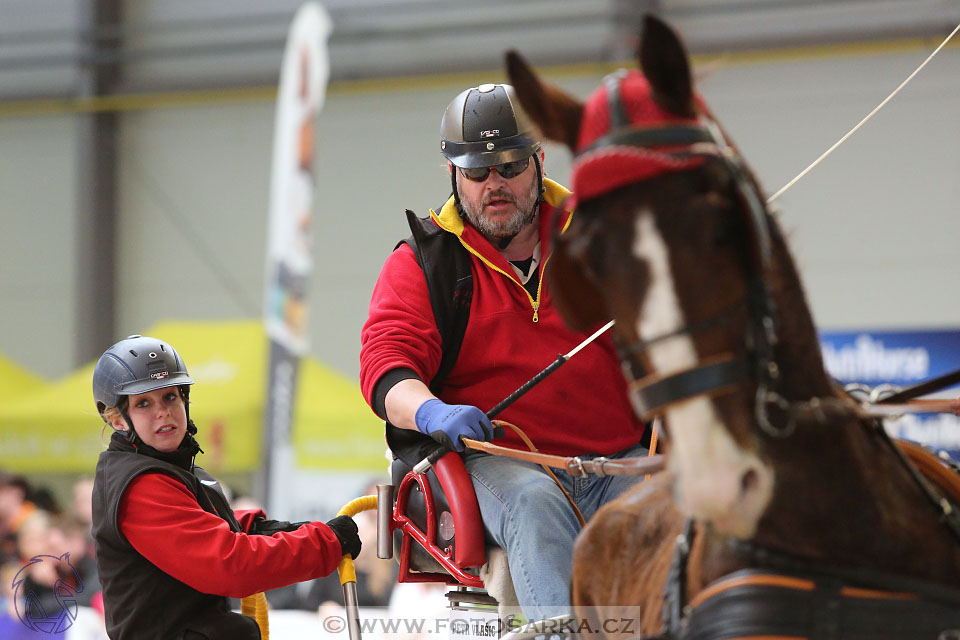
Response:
[390,453,518,610]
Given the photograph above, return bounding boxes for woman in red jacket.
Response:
[90,334,361,640]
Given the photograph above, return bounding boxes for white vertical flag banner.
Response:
[261,2,331,516]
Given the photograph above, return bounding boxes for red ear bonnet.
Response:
[571,70,708,203]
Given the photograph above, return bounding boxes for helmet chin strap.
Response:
[450,169,462,210]
[118,407,142,446]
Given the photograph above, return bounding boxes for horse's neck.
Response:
[766,230,834,400]
[752,232,960,584]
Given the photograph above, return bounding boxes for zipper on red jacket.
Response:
[459,236,546,322]
[531,253,552,323]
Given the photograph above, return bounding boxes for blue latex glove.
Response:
[415,399,494,452]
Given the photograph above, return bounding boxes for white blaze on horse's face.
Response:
[632,210,774,539]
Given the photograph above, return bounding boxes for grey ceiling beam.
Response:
[1,0,957,100]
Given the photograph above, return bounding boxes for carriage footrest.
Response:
[447,589,499,608]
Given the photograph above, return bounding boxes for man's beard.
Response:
[458,178,540,240]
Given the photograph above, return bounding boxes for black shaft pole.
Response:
[877,366,960,404]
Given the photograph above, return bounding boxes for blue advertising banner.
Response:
[819,329,960,460]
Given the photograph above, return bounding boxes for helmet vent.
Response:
[129,349,138,357]
[148,352,158,359]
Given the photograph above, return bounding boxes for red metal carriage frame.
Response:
[391,452,487,588]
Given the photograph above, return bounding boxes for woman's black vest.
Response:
[91,437,260,640]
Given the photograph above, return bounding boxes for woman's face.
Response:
[112,387,188,452]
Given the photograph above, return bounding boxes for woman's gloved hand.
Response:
[414,399,494,452]
[325,515,362,559]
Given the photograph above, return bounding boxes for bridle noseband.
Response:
[571,71,793,437]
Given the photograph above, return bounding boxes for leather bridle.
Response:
[569,70,960,544]
[562,69,960,640]
[571,71,794,438]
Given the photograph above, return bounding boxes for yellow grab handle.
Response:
[240,591,269,640]
[336,495,378,586]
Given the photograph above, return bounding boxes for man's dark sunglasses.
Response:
[458,157,531,182]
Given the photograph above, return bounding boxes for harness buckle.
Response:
[570,457,588,478]
[592,456,610,477]
[755,386,796,438]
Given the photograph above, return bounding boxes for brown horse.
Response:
[506,15,960,640]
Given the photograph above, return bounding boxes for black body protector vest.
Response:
[92,445,261,640]
[385,210,474,467]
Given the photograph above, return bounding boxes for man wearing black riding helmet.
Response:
[90,335,362,640]
[360,84,647,622]
[439,83,545,250]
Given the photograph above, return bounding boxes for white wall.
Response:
[1,41,958,380]
[701,45,960,331]
[0,114,77,378]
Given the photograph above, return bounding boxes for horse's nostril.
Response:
[740,467,759,496]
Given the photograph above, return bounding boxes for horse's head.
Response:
[508,16,799,539]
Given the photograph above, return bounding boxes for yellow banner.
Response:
[0,320,384,473]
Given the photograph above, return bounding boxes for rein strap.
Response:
[861,399,960,418]
[462,438,666,478]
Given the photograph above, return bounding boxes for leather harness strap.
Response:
[628,353,750,420]
[682,568,960,640]
[898,439,960,507]
[481,420,586,527]
[462,420,667,529]
[860,398,959,418]
[461,436,666,478]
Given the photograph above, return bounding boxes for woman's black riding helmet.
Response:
[93,335,194,437]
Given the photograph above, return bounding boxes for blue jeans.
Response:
[463,443,648,622]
